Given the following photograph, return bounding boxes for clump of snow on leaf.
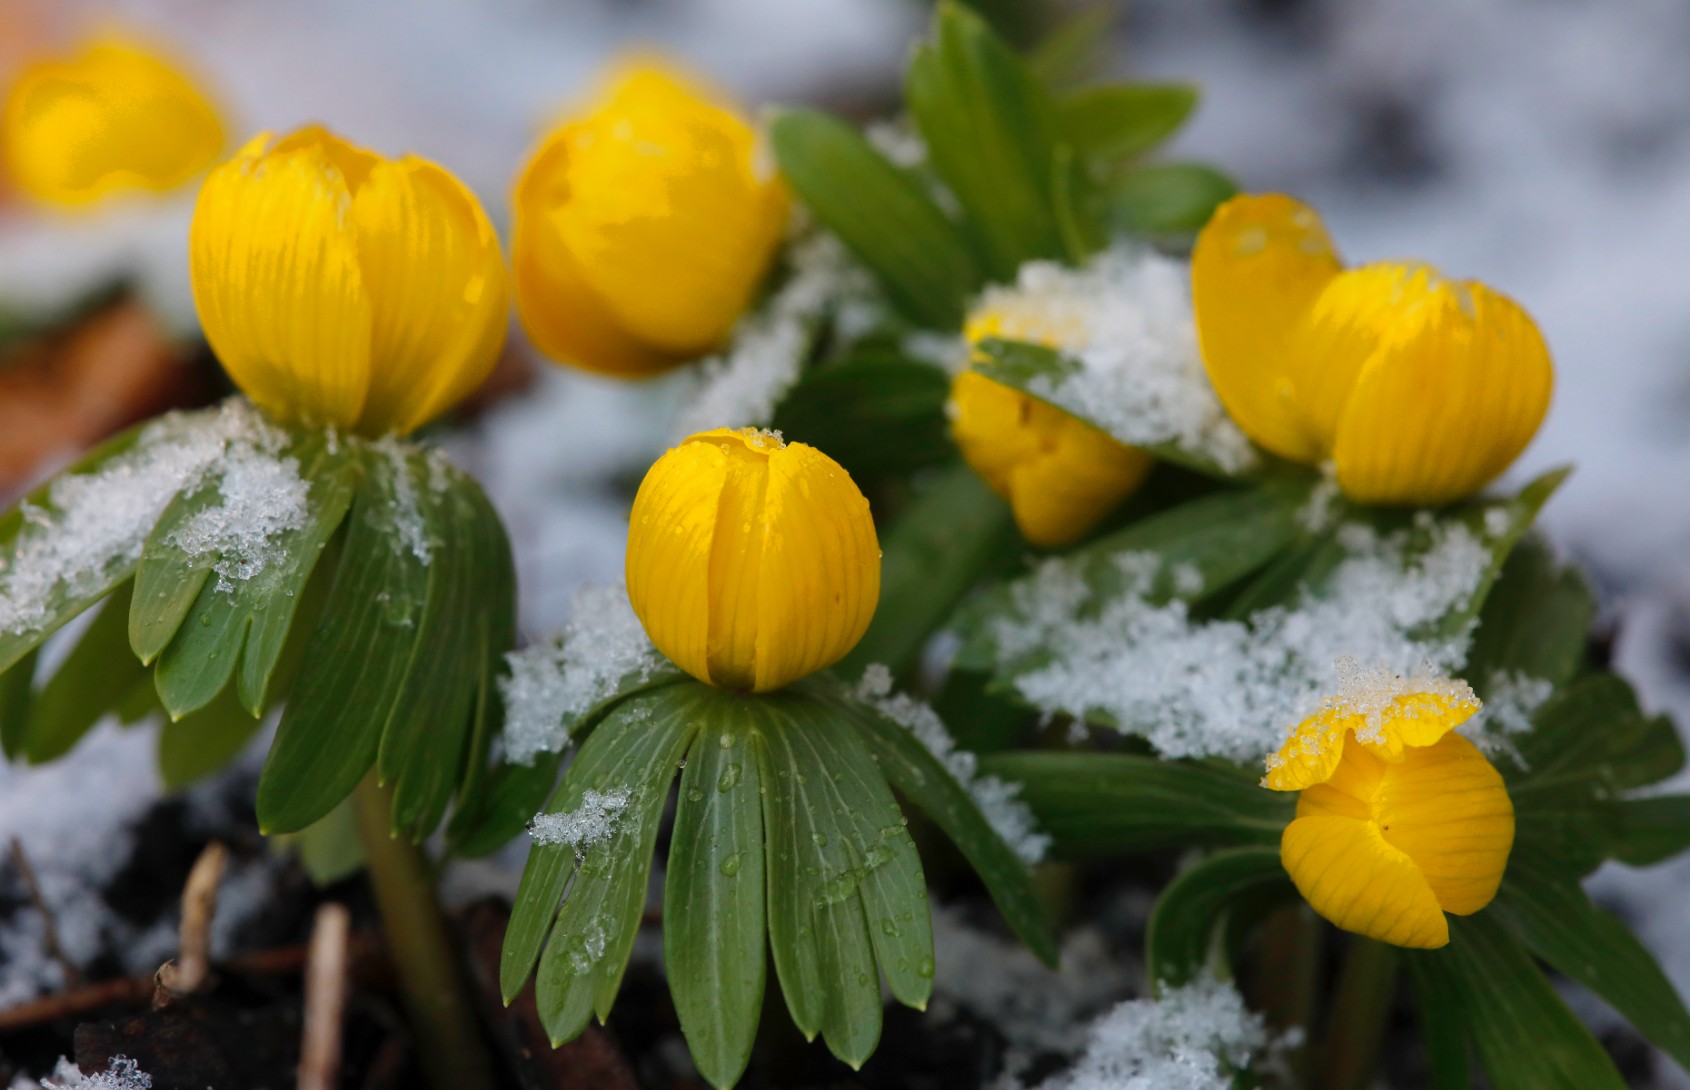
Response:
[855,664,1050,865]
[1026,977,1272,1090]
[0,400,299,637]
[371,436,431,563]
[969,246,1257,475]
[980,517,1494,761]
[170,432,310,592]
[499,585,664,764]
[1461,670,1554,764]
[529,788,632,856]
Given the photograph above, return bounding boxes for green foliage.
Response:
[1145,847,1293,988]
[770,349,956,480]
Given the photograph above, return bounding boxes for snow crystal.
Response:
[675,229,881,437]
[169,437,310,593]
[856,664,1050,864]
[1318,656,1479,746]
[371,436,430,564]
[498,585,664,764]
[31,1057,152,1090]
[969,247,1258,475]
[1462,670,1554,763]
[0,401,293,638]
[983,518,1493,762]
[529,788,632,856]
[1027,977,1271,1090]
[865,118,928,170]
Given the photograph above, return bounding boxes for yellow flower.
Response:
[2,34,226,209]
[1264,678,1514,949]
[189,126,508,436]
[1192,194,1553,506]
[511,61,789,378]
[626,427,879,692]
[951,308,1153,548]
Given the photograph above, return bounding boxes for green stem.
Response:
[1318,936,1399,1090]
[1249,903,1322,1084]
[351,778,496,1090]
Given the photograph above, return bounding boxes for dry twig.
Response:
[299,903,352,1090]
[152,841,228,1008]
[8,837,81,988]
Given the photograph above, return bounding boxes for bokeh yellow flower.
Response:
[2,34,226,209]
[512,61,789,378]
[189,126,508,437]
[951,308,1153,548]
[1192,194,1553,506]
[626,427,879,693]
[1265,676,1514,949]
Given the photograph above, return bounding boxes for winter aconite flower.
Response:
[2,35,226,208]
[626,427,879,692]
[1264,671,1514,948]
[951,307,1153,548]
[1193,194,1553,506]
[512,61,789,377]
[189,126,508,436]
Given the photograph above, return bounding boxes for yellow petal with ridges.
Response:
[1192,194,1343,465]
[1281,814,1449,949]
[189,134,373,430]
[1332,277,1553,506]
[625,439,728,684]
[352,157,508,435]
[1295,742,1385,822]
[1264,706,1353,792]
[948,371,1049,497]
[1352,689,1480,762]
[705,436,772,690]
[2,36,225,208]
[1376,732,1514,916]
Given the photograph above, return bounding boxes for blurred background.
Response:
[3,0,1689,1084]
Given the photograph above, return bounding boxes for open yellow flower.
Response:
[1265,675,1514,949]
[626,427,879,692]
[2,34,226,209]
[189,126,508,436]
[512,61,789,378]
[952,308,1153,548]
[1192,194,1553,506]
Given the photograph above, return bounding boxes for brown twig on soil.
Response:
[8,837,82,989]
[298,903,352,1090]
[153,841,229,1008]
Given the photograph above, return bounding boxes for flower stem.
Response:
[1318,936,1398,1090]
[351,778,496,1090]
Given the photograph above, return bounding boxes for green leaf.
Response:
[1404,913,1625,1090]
[129,482,219,665]
[157,686,265,789]
[1025,4,1115,89]
[1106,162,1237,235]
[255,448,431,834]
[839,462,1015,679]
[979,752,1293,857]
[1404,956,1472,1090]
[665,711,767,1089]
[1610,795,1690,867]
[525,688,701,1044]
[26,583,147,763]
[1496,869,1690,1074]
[1464,537,1593,696]
[1145,847,1293,988]
[845,697,1059,967]
[755,687,933,1066]
[153,575,251,719]
[0,649,36,759]
[769,111,980,330]
[1423,468,1569,644]
[1058,83,1198,163]
[771,352,955,479]
[284,799,365,886]
[908,2,1065,279]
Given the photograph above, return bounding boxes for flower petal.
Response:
[625,436,729,684]
[1191,194,1343,465]
[1281,814,1449,949]
[189,135,372,429]
[1264,707,1355,792]
[705,433,773,690]
[352,157,508,434]
[1333,278,1553,506]
[1376,732,1514,916]
[1354,688,1482,762]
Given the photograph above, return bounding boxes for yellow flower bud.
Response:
[951,308,1153,548]
[189,126,508,436]
[511,61,789,378]
[1265,679,1514,949]
[2,35,226,208]
[626,427,879,692]
[1193,194,1553,506]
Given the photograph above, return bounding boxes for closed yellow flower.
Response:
[952,308,1153,548]
[1192,194,1553,506]
[189,126,508,436]
[1264,677,1514,949]
[626,427,879,692]
[512,61,789,378]
[2,35,226,208]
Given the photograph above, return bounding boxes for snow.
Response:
[1461,670,1554,764]
[0,400,293,639]
[529,788,633,856]
[981,518,1491,762]
[969,247,1257,475]
[855,664,1050,865]
[1318,657,1478,745]
[17,1057,152,1090]
[498,585,663,765]
[168,432,309,593]
[370,436,430,564]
